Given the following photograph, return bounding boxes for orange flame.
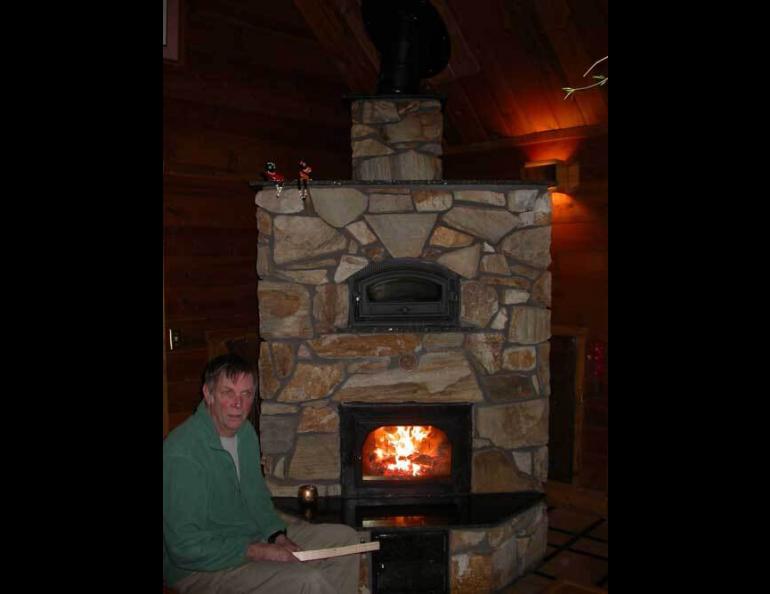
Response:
[363,425,451,480]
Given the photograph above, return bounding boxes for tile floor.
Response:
[501,505,608,593]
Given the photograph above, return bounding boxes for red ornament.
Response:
[263,161,286,197]
[297,160,312,200]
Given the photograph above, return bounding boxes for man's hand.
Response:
[245,542,300,563]
[273,533,301,553]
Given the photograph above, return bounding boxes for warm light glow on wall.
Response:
[522,139,579,163]
[551,192,573,206]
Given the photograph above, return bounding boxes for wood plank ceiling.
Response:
[293,0,608,151]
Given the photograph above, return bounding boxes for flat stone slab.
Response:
[312,283,349,333]
[454,190,506,207]
[345,220,378,245]
[258,281,313,339]
[508,306,550,344]
[476,400,549,448]
[277,362,345,402]
[334,255,369,282]
[413,190,453,212]
[255,188,306,214]
[310,188,368,228]
[365,213,437,257]
[500,227,551,268]
[308,333,421,358]
[259,415,298,454]
[334,351,483,402]
[438,243,481,279]
[273,216,347,265]
[460,281,499,328]
[288,434,340,480]
[443,207,520,244]
[430,226,475,248]
[297,403,340,433]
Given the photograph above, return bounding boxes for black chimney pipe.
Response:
[362,0,450,95]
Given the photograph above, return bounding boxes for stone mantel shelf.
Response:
[250,179,551,191]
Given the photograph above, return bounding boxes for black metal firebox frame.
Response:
[340,402,472,500]
[347,259,460,331]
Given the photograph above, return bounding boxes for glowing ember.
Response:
[362,425,451,480]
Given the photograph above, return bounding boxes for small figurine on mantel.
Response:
[263,161,286,197]
[298,159,312,201]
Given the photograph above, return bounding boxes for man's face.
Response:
[203,372,255,437]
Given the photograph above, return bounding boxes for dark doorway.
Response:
[548,334,580,483]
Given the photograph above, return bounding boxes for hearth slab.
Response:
[273,491,544,530]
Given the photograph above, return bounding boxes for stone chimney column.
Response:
[351,97,443,181]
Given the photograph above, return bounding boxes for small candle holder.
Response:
[298,484,318,506]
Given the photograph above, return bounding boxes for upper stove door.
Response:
[348,259,459,330]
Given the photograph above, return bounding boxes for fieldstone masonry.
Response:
[254,96,551,593]
[352,98,443,181]
[256,182,551,496]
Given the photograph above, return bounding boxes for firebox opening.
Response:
[362,425,452,481]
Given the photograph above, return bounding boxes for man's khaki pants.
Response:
[174,522,361,594]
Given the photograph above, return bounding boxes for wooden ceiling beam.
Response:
[444,123,607,155]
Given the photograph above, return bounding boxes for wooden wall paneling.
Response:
[167,377,205,415]
[162,315,258,353]
[166,348,215,384]
[165,196,257,230]
[551,221,607,252]
[163,98,350,154]
[190,0,318,40]
[165,282,257,320]
[163,112,351,179]
[164,287,170,438]
[164,174,259,429]
[553,252,607,279]
[184,9,344,81]
[170,58,351,111]
[163,68,350,128]
[444,146,526,180]
[165,256,256,288]
[551,276,608,338]
[165,226,256,258]
[552,194,607,225]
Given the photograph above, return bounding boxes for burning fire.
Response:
[362,425,451,480]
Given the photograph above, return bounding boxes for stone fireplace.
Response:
[253,96,551,593]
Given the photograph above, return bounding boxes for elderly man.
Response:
[163,353,360,594]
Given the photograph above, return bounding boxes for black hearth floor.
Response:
[500,506,609,593]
